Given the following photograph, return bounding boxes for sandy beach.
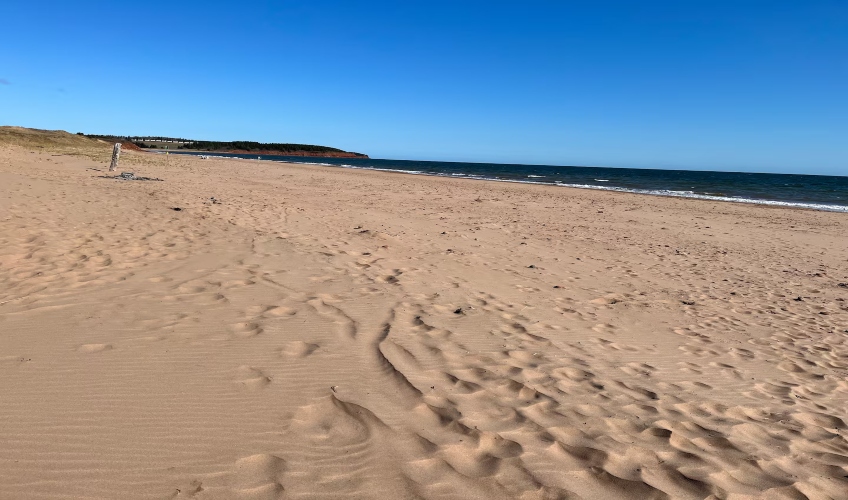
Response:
[1,129,847,500]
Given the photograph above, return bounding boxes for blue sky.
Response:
[1,1,846,175]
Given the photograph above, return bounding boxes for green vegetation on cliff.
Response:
[79,134,366,157]
[181,140,366,157]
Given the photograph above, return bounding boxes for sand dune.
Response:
[1,135,847,499]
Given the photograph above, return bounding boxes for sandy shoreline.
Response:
[1,141,847,499]
[165,151,848,214]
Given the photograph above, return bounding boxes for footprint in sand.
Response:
[279,341,320,358]
[229,453,287,495]
[230,322,264,338]
[235,366,272,390]
[174,454,286,499]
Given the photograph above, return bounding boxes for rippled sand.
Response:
[1,130,847,499]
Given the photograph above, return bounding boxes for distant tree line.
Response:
[180,141,348,154]
[81,134,131,141]
[129,136,192,142]
[77,134,362,155]
[81,134,193,143]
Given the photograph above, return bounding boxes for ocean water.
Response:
[171,152,848,212]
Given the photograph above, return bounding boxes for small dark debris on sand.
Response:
[681,300,695,305]
[453,308,463,314]
[99,172,163,181]
[171,207,183,212]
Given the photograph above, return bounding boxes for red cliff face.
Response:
[118,140,144,151]
[227,150,368,158]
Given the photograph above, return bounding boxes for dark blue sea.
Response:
[171,152,848,212]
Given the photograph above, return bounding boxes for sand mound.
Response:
[0,126,103,150]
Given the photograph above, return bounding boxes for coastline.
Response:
[173,150,848,213]
[1,145,847,499]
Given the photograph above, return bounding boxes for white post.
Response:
[109,143,122,172]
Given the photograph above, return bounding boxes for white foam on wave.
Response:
[553,182,848,213]
[328,163,425,175]
[342,162,848,212]
[275,160,334,166]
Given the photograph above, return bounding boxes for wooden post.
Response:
[109,143,122,172]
